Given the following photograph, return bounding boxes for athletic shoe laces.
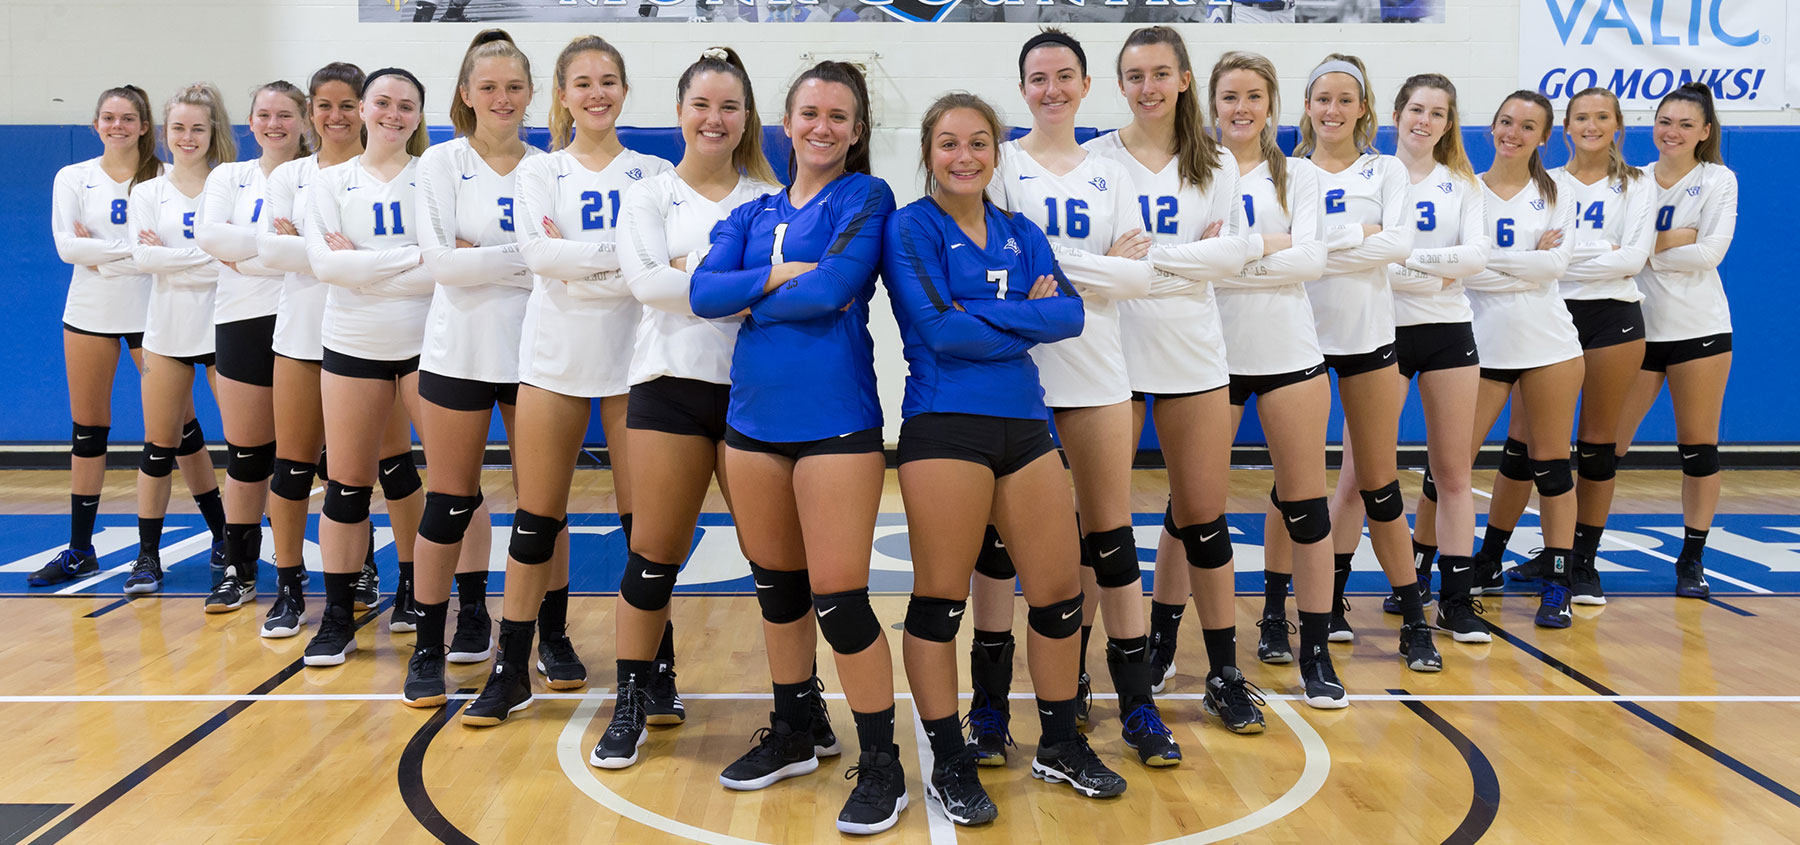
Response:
[541,636,580,667]
[843,755,898,795]
[1540,582,1570,607]
[608,683,646,731]
[962,706,1015,748]
[1218,674,1267,710]
[53,549,85,574]
[1256,616,1297,635]
[1122,703,1172,738]
[130,556,158,577]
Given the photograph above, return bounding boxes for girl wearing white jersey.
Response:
[590,47,778,767]
[123,84,236,596]
[194,81,307,612]
[1616,83,1737,600]
[401,30,539,710]
[1464,91,1582,629]
[470,37,673,725]
[1287,55,1427,667]
[254,62,370,639]
[301,68,436,666]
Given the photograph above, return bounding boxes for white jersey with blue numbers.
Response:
[992,140,1153,408]
[1085,132,1260,394]
[516,147,673,398]
[258,155,327,360]
[304,156,437,362]
[1388,163,1488,327]
[1465,174,1580,370]
[197,160,283,324]
[417,138,542,386]
[1554,167,1653,303]
[1634,162,1736,342]
[51,157,151,335]
[1216,158,1327,376]
[130,175,219,358]
[617,169,779,387]
[1308,153,1414,356]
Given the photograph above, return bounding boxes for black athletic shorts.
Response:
[63,322,144,349]
[1566,299,1646,350]
[896,412,1056,477]
[1229,363,1325,406]
[1323,343,1398,379]
[1130,385,1224,403]
[628,376,730,441]
[214,315,277,387]
[321,347,420,381]
[419,370,518,412]
[725,425,883,460]
[1479,366,1527,385]
[1396,322,1479,379]
[1642,332,1731,372]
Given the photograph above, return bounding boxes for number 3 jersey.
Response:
[1387,163,1489,327]
[51,157,150,335]
[1465,174,1579,370]
[130,175,218,358]
[304,156,437,362]
[1633,161,1736,342]
[516,148,672,398]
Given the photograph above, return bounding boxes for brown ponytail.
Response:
[548,35,626,152]
[1658,82,1723,165]
[1493,90,1558,206]
[1208,51,1289,214]
[96,85,162,189]
[784,60,873,178]
[452,29,533,138]
[1118,26,1219,192]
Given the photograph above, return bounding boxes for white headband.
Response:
[1306,60,1365,97]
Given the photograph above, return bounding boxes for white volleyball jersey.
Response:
[51,158,151,334]
[1307,153,1414,355]
[259,155,326,360]
[197,160,283,324]
[304,156,436,362]
[618,169,779,387]
[1554,167,1654,303]
[130,175,219,358]
[1388,164,1488,327]
[417,138,541,385]
[991,140,1153,407]
[1085,133,1258,394]
[1635,162,1736,341]
[515,148,673,398]
[1465,174,1581,370]
[1215,158,1327,376]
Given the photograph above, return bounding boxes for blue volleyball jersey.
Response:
[690,171,895,442]
[881,197,1083,421]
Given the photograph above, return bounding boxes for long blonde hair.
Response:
[1208,51,1289,213]
[164,82,235,169]
[678,47,777,185]
[1393,73,1476,185]
[1564,87,1641,186]
[451,29,533,138]
[1295,53,1376,157]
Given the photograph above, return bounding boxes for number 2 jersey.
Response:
[1309,153,1414,356]
[51,157,151,335]
[130,175,218,358]
[1464,174,1579,370]
[1634,161,1736,342]
[304,156,436,362]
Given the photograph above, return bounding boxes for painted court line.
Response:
[4,692,1797,704]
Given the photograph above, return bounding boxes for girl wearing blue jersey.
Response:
[688,61,904,834]
[886,92,1123,825]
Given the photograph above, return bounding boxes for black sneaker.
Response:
[261,586,304,639]
[535,635,587,690]
[809,676,842,757]
[719,715,818,790]
[1472,552,1505,595]
[837,749,908,835]
[353,556,379,611]
[1075,671,1092,730]
[1535,581,1573,628]
[1031,734,1126,798]
[644,660,685,725]
[963,698,1013,767]
[447,601,493,663]
[303,605,358,666]
[388,578,419,633]
[461,660,533,727]
[1256,615,1295,664]
[1570,554,1606,605]
[1120,701,1181,767]
[927,746,998,826]
[28,547,99,587]
[1399,622,1443,673]
[122,554,163,595]
[1328,597,1354,643]
[1675,559,1710,599]
[1202,666,1267,734]
[1506,548,1553,582]
[204,571,255,614]
[590,678,649,769]
[1298,646,1348,710]
[1149,630,1177,695]
[1435,595,1491,643]
[402,645,447,708]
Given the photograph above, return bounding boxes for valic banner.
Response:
[1520,0,1789,111]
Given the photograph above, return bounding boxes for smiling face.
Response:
[678,69,747,160]
[929,106,997,202]
[164,102,212,167]
[1020,45,1089,127]
[1119,42,1188,126]
[311,80,362,149]
[1491,96,1550,163]
[463,55,530,134]
[250,89,303,160]
[783,78,861,175]
[361,75,422,151]
[1394,85,1450,158]
[94,95,146,154]
[1213,68,1270,149]
[561,50,625,137]
[1654,100,1710,162]
[1306,72,1366,148]
[1566,92,1621,157]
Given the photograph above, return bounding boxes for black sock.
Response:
[1437,555,1473,604]
[416,600,449,651]
[323,570,358,612]
[1333,553,1353,605]
[1412,540,1438,575]
[455,570,488,606]
[1078,624,1093,676]
[922,714,963,759]
[1263,571,1291,618]
[852,706,897,753]
[1681,526,1709,562]
[70,494,99,550]
[772,679,812,728]
[1037,696,1079,745]
[224,523,259,576]
[397,558,414,588]
[1573,523,1604,559]
[278,564,305,596]
[194,489,226,541]
[1396,583,1426,626]
[656,620,675,664]
[1479,524,1513,559]
[1107,635,1148,661]
[497,618,534,670]
[539,587,569,639]
[1150,600,1184,648]
[1298,610,1331,655]
[138,516,164,557]
[617,658,656,688]
[972,629,1013,663]
[1202,626,1236,678]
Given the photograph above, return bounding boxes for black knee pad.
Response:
[322,481,373,524]
[225,440,277,483]
[419,490,484,545]
[1421,468,1438,503]
[1162,499,1178,535]
[140,442,177,478]
[269,459,317,501]
[749,561,811,624]
[1083,525,1140,589]
[1360,480,1405,522]
[377,452,422,500]
[814,588,882,654]
[1177,515,1234,569]
[1498,437,1531,481]
[620,551,679,610]
[72,424,109,459]
[1575,440,1619,482]
[903,595,967,643]
[176,419,206,456]
[1268,485,1281,508]
[1531,459,1574,497]
[1277,496,1331,544]
[508,509,564,565]
[1679,443,1720,477]
[1027,593,1084,639]
[973,525,1016,580]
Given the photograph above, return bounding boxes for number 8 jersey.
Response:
[52,158,151,336]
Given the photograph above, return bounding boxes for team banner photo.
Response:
[367,0,1445,24]
[1520,0,1790,110]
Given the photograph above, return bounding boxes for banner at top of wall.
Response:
[1519,0,1790,111]
[369,0,1443,24]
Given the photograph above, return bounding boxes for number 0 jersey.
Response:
[1634,161,1736,342]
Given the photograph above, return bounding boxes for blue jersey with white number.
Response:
[690,171,895,441]
[882,198,1083,421]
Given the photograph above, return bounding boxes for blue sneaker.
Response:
[123,554,163,595]
[1535,581,1572,628]
[28,547,99,587]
